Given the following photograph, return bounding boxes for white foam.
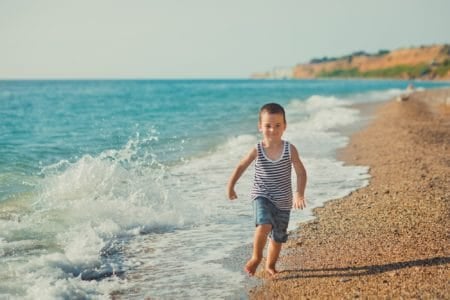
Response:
[346,88,405,103]
[284,95,359,160]
[0,131,211,298]
[287,95,359,130]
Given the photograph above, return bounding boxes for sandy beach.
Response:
[249,88,450,299]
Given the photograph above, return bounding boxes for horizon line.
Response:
[0,77,255,81]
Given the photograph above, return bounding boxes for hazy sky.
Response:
[1,0,449,79]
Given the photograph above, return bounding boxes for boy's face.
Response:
[258,111,286,142]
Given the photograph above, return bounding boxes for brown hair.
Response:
[259,103,286,124]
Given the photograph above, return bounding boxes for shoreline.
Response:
[249,88,450,298]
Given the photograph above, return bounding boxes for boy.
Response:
[227,103,307,277]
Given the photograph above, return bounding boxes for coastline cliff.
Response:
[252,44,450,81]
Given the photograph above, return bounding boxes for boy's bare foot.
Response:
[265,267,279,277]
[244,258,261,276]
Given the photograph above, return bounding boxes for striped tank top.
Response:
[251,140,293,210]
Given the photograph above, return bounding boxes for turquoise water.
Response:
[0,79,448,298]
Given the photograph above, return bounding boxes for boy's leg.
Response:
[265,209,290,276]
[245,224,272,275]
[266,238,282,276]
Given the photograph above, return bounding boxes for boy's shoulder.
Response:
[287,142,301,154]
[285,140,297,148]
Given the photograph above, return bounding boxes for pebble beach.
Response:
[250,88,450,299]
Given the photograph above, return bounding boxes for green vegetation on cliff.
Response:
[435,59,450,77]
[310,49,390,64]
[318,63,450,79]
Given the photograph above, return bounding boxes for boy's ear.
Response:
[257,122,262,132]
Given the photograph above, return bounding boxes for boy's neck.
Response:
[262,139,283,148]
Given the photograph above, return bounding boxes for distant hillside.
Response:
[252,44,450,80]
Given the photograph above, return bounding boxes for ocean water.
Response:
[0,79,448,299]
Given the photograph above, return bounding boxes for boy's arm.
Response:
[227,147,257,200]
[291,144,307,209]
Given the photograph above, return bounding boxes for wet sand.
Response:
[249,88,450,299]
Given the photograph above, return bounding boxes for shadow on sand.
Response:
[277,256,450,280]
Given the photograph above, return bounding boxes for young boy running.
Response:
[227,103,307,277]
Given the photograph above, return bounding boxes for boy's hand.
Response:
[293,193,306,210]
[227,187,238,200]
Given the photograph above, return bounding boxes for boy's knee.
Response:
[257,224,272,234]
[269,238,282,246]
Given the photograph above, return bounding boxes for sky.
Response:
[1,0,449,79]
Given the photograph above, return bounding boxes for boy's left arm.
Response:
[291,144,307,209]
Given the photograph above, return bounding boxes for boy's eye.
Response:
[264,123,282,129]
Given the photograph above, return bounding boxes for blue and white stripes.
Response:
[251,140,293,210]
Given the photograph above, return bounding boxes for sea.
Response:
[0,79,448,299]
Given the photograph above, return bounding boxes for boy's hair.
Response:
[259,103,286,124]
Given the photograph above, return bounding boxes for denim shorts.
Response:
[253,196,291,243]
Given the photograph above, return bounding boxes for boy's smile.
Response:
[258,112,286,143]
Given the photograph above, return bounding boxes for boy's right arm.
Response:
[227,147,257,200]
